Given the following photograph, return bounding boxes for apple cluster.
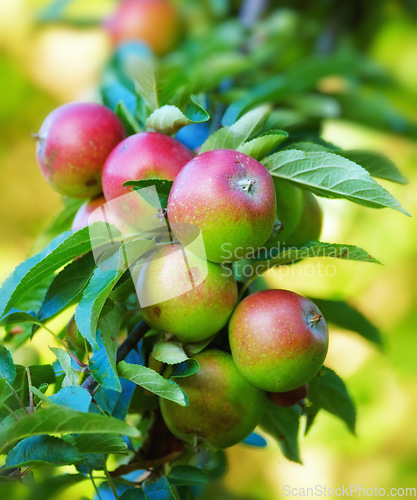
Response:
[35,101,328,450]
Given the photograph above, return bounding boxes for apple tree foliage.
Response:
[0,0,414,498]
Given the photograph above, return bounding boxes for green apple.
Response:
[160,350,266,449]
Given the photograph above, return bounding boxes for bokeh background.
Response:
[0,0,416,498]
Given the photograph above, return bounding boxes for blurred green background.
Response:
[0,0,416,498]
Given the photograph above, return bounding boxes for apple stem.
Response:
[31,132,45,143]
[309,313,323,325]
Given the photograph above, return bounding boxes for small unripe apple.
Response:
[266,179,303,246]
[160,350,266,449]
[35,102,126,198]
[136,243,238,343]
[268,384,308,407]
[229,289,328,392]
[286,191,322,245]
[167,149,276,263]
[104,0,181,56]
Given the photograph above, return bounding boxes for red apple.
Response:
[229,289,328,392]
[167,149,276,263]
[101,132,193,230]
[105,0,181,56]
[35,102,126,198]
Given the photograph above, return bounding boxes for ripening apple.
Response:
[35,103,126,198]
[101,132,193,230]
[104,0,181,56]
[167,149,276,263]
[135,243,238,343]
[160,350,266,449]
[229,289,328,392]
[268,384,308,407]
[286,191,323,245]
[266,178,303,246]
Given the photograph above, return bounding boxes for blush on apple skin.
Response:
[167,149,277,264]
[229,289,329,392]
[136,243,238,343]
[36,102,126,199]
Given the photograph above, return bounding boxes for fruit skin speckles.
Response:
[35,102,126,198]
[229,289,328,392]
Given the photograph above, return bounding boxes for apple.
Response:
[286,191,323,245]
[167,149,276,263]
[102,132,193,201]
[229,289,328,392]
[101,132,193,230]
[104,0,181,56]
[265,178,303,246]
[268,384,308,407]
[160,350,266,449]
[135,243,238,343]
[35,102,126,198]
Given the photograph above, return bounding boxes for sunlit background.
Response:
[0,0,416,498]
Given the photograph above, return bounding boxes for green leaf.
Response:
[0,365,55,420]
[143,477,175,500]
[260,401,302,463]
[0,228,104,319]
[27,474,87,500]
[116,101,142,135]
[168,465,208,486]
[89,306,124,392]
[48,386,92,412]
[117,361,188,406]
[222,75,290,126]
[288,143,407,185]
[120,490,145,500]
[308,298,383,347]
[0,309,39,329]
[337,150,408,184]
[232,242,380,284]
[50,347,80,387]
[200,105,271,152]
[33,197,84,252]
[263,150,410,215]
[72,433,128,455]
[306,367,356,434]
[237,130,288,160]
[169,359,200,378]
[146,98,210,135]
[6,435,83,467]
[124,178,174,210]
[152,341,189,365]
[0,405,140,454]
[74,249,128,349]
[38,252,96,323]
[126,52,158,112]
[0,345,16,384]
